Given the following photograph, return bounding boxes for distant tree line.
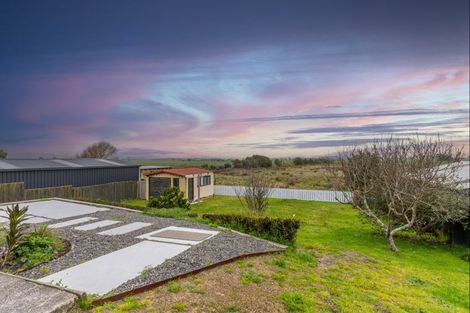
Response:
[200,155,336,170]
[232,155,273,169]
[292,157,334,166]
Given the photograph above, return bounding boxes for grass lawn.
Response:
[81,196,469,313]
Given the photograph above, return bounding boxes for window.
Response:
[200,175,211,186]
[173,178,179,189]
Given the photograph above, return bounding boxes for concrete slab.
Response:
[0,212,50,225]
[137,226,219,245]
[25,216,51,224]
[151,229,212,241]
[48,217,98,229]
[38,241,190,295]
[97,222,152,236]
[0,199,108,220]
[0,272,77,313]
[74,220,120,231]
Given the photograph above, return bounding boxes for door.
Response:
[187,178,194,202]
[149,177,171,198]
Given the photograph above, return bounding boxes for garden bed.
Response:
[1,199,284,298]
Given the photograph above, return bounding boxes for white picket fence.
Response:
[214,185,352,203]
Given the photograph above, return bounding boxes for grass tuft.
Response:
[280,292,310,312]
[241,270,263,285]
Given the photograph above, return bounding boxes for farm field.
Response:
[215,165,337,190]
[79,196,470,313]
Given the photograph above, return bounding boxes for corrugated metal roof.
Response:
[0,159,135,170]
[139,165,171,170]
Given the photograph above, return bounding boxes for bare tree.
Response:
[79,141,117,159]
[236,171,273,215]
[333,136,467,252]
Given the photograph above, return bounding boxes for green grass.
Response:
[119,196,469,312]
[280,291,312,312]
[145,207,190,219]
[191,196,469,312]
[241,270,263,285]
[167,281,182,293]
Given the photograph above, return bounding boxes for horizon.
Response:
[1,0,469,159]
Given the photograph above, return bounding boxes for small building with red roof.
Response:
[141,167,214,202]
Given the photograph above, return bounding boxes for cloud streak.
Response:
[227,108,469,123]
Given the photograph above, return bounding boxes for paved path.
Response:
[0,272,77,313]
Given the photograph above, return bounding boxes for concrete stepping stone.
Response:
[74,220,120,231]
[38,241,190,295]
[137,226,218,245]
[48,217,98,229]
[97,222,152,236]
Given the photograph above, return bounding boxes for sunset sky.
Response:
[0,0,468,159]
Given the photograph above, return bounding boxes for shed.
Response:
[142,167,214,202]
[0,159,139,189]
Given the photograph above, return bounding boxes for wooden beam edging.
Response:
[91,248,284,306]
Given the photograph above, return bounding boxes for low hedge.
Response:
[202,213,300,244]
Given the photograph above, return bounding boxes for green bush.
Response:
[0,204,29,268]
[15,225,64,270]
[201,214,300,244]
[147,188,190,210]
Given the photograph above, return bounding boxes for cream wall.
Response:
[185,172,214,201]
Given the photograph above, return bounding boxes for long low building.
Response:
[0,158,139,189]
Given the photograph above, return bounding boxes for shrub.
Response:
[147,188,190,210]
[236,172,273,215]
[15,225,64,269]
[201,214,300,244]
[0,204,29,268]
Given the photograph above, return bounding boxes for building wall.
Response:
[144,173,185,199]
[144,172,214,201]
[184,173,214,202]
[0,166,139,189]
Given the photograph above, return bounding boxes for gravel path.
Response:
[18,201,285,295]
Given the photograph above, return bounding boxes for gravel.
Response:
[18,202,285,295]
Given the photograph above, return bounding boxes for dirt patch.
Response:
[73,255,288,313]
[318,251,376,272]
[318,254,337,271]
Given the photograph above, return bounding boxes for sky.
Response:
[0,0,468,159]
